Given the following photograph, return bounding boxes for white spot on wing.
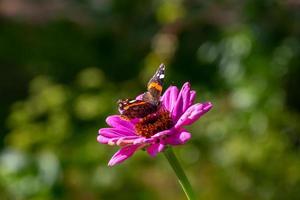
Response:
[159,74,165,79]
[129,100,137,103]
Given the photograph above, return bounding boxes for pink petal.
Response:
[106,115,135,133]
[116,136,145,146]
[97,135,139,145]
[136,93,144,100]
[108,145,141,166]
[175,102,213,129]
[181,84,192,113]
[97,135,110,144]
[161,86,179,112]
[109,136,143,146]
[165,130,191,145]
[99,128,135,137]
[146,143,165,157]
[151,129,173,139]
[172,82,192,120]
[190,90,196,105]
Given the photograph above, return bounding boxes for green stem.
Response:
[163,147,196,200]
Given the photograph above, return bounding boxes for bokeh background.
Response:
[0,0,300,199]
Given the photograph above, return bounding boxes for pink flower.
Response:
[97,82,212,166]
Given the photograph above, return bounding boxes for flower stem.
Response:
[163,147,196,200]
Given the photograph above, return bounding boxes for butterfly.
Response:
[118,64,165,120]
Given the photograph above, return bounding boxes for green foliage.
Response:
[0,0,299,199]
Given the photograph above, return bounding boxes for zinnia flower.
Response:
[97,82,212,166]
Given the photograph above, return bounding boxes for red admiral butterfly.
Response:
[118,64,165,120]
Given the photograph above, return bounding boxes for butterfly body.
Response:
[118,64,165,120]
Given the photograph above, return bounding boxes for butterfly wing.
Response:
[118,99,156,119]
[142,64,165,105]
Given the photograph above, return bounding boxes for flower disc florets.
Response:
[135,109,173,138]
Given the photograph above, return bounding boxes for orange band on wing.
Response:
[148,82,162,93]
[124,101,147,110]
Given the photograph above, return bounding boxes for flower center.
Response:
[135,109,173,138]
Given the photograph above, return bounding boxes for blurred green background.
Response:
[0,0,300,199]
